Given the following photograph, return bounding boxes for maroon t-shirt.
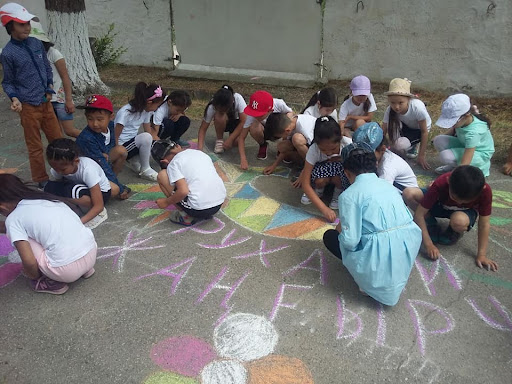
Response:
[421,172,492,216]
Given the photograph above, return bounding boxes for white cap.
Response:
[0,3,39,27]
[435,94,471,128]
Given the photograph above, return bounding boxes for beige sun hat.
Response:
[29,20,50,42]
[384,78,415,97]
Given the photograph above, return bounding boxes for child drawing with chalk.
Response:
[295,116,352,222]
[0,174,97,295]
[322,145,421,306]
[152,140,226,226]
[412,165,497,271]
[150,90,192,147]
[302,87,338,120]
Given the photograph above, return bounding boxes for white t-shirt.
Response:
[338,94,377,127]
[291,114,317,145]
[50,157,111,192]
[47,47,65,104]
[114,104,153,145]
[101,128,111,146]
[303,104,338,120]
[305,137,352,165]
[383,98,432,130]
[167,149,226,210]
[378,149,418,188]
[6,199,96,267]
[243,98,292,128]
[152,99,169,126]
[204,93,247,123]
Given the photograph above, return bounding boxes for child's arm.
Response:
[475,215,497,271]
[14,240,41,280]
[381,122,388,136]
[54,58,75,114]
[114,123,124,145]
[238,127,250,170]
[0,221,6,234]
[263,151,286,175]
[156,178,189,208]
[417,120,431,170]
[197,120,211,151]
[302,162,337,222]
[346,111,374,123]
[224,113,248,150]
[459,147,476,166]
[80,184,105,225]
[414,205,441,260]
[1,56,23,112]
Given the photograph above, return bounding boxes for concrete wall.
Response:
[323,0,512,95]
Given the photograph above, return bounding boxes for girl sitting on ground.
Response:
[0,174,97,295]
[339,75,377,137]
[198,85,247,154]
[150,90,192,147]
[302,87,338,120]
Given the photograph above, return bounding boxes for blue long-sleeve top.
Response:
[1,36,54,105]
[76,122,126,194]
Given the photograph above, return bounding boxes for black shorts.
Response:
[401,123,422,146]
[122,137,139,160]
[225,118,240,133]
[178,198,222,219]
[45,180,111,203]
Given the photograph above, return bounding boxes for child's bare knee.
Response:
[314,178,329,188]
[291,133,306,147]
[156,169,168,185]
[450,212,469,232]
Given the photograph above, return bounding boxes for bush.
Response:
[91,23,128,69]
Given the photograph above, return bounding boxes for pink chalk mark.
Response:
[135,257,196,295]
[415,256,462,296]
[376,303,386,347]
[269,283,313,322]
[0,263,23,288]
[234,239,290,268]
[465,296,512,332]
[336,295,363,341]
[282,248,328,285]
[0,234,15,255]
[197,228,251,249]
[151,336,217,377]
[406,299,455,356]
[171,216,225,235]
[196,267,250,306]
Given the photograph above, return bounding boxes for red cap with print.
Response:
[77,95,113,113]
[0,3,39,26]
[244,90,274,117]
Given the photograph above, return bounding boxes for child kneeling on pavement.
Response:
[152,140,226,226]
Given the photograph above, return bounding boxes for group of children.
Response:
[0,3,505,304]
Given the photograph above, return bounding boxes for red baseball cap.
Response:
[77,95,113,113]
[244,90,274,117]
[0,3,39,27]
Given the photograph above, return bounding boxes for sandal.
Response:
[214,140,224,154]
[169,210,197,226]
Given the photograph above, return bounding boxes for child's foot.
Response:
[118,186,132,200]
[30,276,69,295]
[301,188,324,205]
[406,144,419,159]
[85,207,108,229]
[169,210,198,226]
[257,142,268,160]
[502,162,512,176]
[329,195,339,210]
[437,225,462,246]
[82,268,95,279]
[126,156,142,173]
[214,140,224,154]
[176,138,190,148]
[139,167,158,182]
[435,165,455,175]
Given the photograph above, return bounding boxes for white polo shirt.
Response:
[383,98,431,130]
[204,93,247,123]
[50,157,111,193]
[114,104,153,145]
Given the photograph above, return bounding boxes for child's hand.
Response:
[322,207,337,223]
[10,98,22,113]
[263,164,276,175]
[417,155,431,170]
[119,189,130,200]
[103,153,109,162]
[65,100,75,114]
[425,243,441,260]
[291,178,302,188]
[240,159,249,171]
[223,139,233,150]
[156,198,169,209]
[170,113,184,122]
[476,255,498,271]
[502,162,512,176]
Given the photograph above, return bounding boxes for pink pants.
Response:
[29,239,97,283]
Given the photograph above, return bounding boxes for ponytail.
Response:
[471,104,491,129]
[388,108,401,144]
[203,84,235,120]
[302,87,337,113]
[129,82,166,113]
[363,98,371,114]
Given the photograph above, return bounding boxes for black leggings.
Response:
[159,116,191,141]
[323,229,342,260]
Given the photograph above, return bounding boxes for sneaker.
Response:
[126,156,142,173]
[329,195,339,210]
[435,165,455,175]
[406,144,419,159]
[30,276,69,295]
[139,167,158,182]
[301,188,323,205]
[438,226,462,246]
[85,207,108,229]
[176,138,190,148]
[277,151,292,164]
[214,140,224,154]
[82,268,95,279]
[257,142,268,160]
[169,210,197,226]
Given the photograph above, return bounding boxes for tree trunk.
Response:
[45,0,109,95]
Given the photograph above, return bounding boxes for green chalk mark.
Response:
[139,209,165,218]
[490,217,512,226]
[223,198,253,218]
[130,192,166,201]
[143,371,198,384]
[238,214,273,232]
[458,269,512,290]
[493,190,512,209]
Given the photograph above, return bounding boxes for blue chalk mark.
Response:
[234,184,261,200]
[265,204,315,230]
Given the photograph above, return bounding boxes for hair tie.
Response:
[472,104,480,114]
[223,85,229,90]
[148,86,163,101]
[320,116,329,122]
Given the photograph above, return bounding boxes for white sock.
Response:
[135,132,153,171]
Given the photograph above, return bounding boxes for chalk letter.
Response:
[197,228,251,249]
[282,249,328,285]
[406,299,455,356]
[135,257,196,295]
[269,283,313,322]
[336,295,363,341]
[234,240,290,268]
[465,296,512,332]
[414,256,462,296]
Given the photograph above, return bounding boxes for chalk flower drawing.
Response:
[0,234,22,288]
[144,313,314,384]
